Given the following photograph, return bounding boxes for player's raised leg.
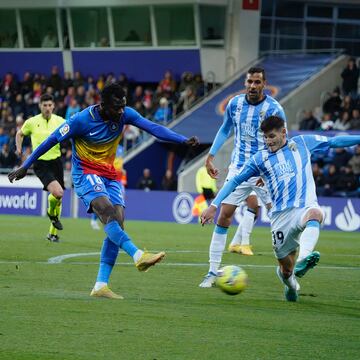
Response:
[295,208,323,278]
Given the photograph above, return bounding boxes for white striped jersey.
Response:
[247,135,330,213]
[221,94,286,169]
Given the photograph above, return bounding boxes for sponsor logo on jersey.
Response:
[59,124,70,137]
[274,160,295,180]
[110,122,119,132]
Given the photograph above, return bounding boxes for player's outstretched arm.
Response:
[8,133,59,184]
[328,135,360,148]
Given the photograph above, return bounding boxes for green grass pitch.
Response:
[0,215,359,360]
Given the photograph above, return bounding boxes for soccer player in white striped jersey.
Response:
[199,67,286,288]
[201,115,360,301]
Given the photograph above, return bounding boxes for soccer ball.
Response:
[216,265,248,295]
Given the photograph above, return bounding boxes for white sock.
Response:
[240,209,256,245]
[277,268,297,290]
[209,226,228,274]
[297,222,320,263]
[230,209,256,246]
[133,249,144,263]
[94,281,107,291]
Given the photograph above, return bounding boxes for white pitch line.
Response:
[0,259,359,271]
[47,250,360,265]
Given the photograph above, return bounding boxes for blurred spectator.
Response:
[73,71,84,88]
[65,99,80,120]
[322,164,341,196]
[124,30,140,42]
[63,72,74,90]
[142,88,154,116]
[0,143,17,168]
[338,165,360,196]
[319,113,334,131]
[333,111,351,131]
[340,95,354,115]
[349,145,360,176]
[312,162,325,195]
[133,100,146,117]
[299,110,320,130]
[176,86,197,114]
[118,73,129,94]
[136,168,156,191]
[332,147,352,170]
[179,72,194,93]
[132,85,143,105]
[123,125,141,150]
[350,109,360,130]
[161,169,177,191]
[0,126,10,147]
[47,66,62,92]
[98,37,109,47]
[11,94,26,117]
[341,58,359,98]
[158,70,177,99]
[153,97,172,124]
[322,87,342,117]
[41,28,58,47]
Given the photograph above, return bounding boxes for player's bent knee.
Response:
[304,208,323,224]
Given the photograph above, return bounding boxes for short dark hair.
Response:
[101,82,126,103]
[247,67,266,80]
[260,116,285,133]
[40,93,54,103]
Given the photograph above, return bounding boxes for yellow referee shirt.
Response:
[21,113,65,161]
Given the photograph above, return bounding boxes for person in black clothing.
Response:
[337,165,360,196]
[341,58,359,98]
[332,147,352,170]
[322,87,342,117]
[136,168,156,191]
[0,143,18,168]
[161,169,177,191]
[299,110,320,130]
[323,164,341,196]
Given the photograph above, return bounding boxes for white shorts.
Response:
[222,166,271,207]
[270,204,324,259]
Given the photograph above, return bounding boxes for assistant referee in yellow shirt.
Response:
[16,94,65,242]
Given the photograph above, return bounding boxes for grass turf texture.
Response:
[0,215,359,360]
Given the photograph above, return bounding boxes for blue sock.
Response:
[96,237,119,283]
[104,220,139,257]
[121,240,138,257]
[91,213,97,221]
[214,224,228,234]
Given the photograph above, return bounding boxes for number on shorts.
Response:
[86,174,103,186]
[272,230,284,248]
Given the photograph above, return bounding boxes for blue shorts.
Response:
[73,173,125,213]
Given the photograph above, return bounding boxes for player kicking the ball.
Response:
[201,115,360,301]
[9,82,199,299]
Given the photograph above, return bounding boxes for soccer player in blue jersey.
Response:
[201,115,360,301]
[9,82,199,299]
[199,67,286,288]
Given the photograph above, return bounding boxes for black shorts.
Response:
[33,158,65,191]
